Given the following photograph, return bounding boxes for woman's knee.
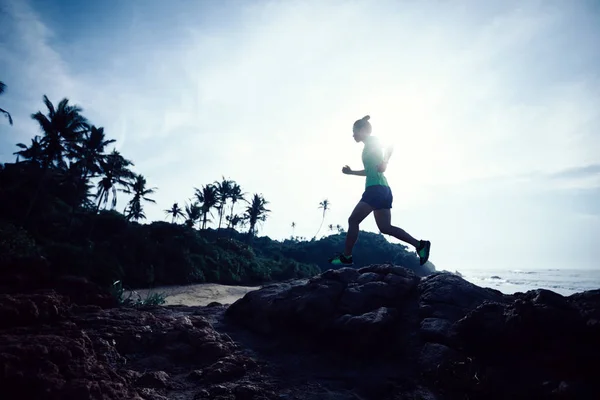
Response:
[348,215,361,226]
[378,224,393,235]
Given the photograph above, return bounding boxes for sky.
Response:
[0,0,599,272]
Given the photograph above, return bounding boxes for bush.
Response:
[42,241,91,277]
[0,222,40,266]
[110,280,166,307]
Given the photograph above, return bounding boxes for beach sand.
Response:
[127,283,260,306]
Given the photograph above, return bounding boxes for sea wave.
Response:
[460,269,600,296]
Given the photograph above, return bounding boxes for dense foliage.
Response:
[0,87,433,291]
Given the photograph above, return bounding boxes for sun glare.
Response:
[364,91,444,198]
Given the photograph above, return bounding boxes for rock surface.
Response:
[226,266,600,399]
[2,265,600,399]
[0,290,277,400]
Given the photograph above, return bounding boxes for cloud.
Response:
[1,0,599,271]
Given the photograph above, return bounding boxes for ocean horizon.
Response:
[454,268,600,296]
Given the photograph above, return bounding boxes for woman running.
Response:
[328,115,431,266]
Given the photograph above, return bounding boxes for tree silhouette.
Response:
[195,184,218,230]
[314,199,330,238]
[23,95,89,221]
[227,182,246,228]
[30,95,88,169]
[164,202,184,224]
[0,81,13,125]
[14,136,44,167]
[56,161,94,211]
[214,176,233,231]
[69,125,115,180]
[95,149,134,213]
[184,201,201,228]
[226,214,245,236]
[123,174,157,221]
[244,193,271,239]
[291,221,296,238]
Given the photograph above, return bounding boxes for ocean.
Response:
[457,268,600,296]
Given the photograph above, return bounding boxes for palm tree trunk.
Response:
[314,213,325,239]
[247,223,255,244]
[88,190,106,240]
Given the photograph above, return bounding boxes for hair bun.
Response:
[362,115,370,121]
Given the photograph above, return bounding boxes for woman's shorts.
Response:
[360,185,393,210]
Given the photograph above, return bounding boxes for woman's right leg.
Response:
[344,201,373,256]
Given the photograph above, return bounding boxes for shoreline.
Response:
[126,282,261,306]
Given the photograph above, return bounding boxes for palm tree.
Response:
[70,125,115,180]
[227,214,245,229]
[226,213,245,237]
[57,161,94,210]
[123,174,157,221]
[22,96,88,222]
[336,224,344,234]
[31,95,88,169]
[95,149,134,213]
[14,136,44,167]
[227,182,245,228]
[291,221,296,238]
[164,202,184,223]
[0,81,13,125]
[315,199,331,238]
[184,201,201,228]
[213,176,233,231]
[194,184,218,230]
[243,193,271,239]
[328,223,334,232]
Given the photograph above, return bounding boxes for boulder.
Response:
[418,272,509,322]
[0,291,276,400]
[450,288,600,397]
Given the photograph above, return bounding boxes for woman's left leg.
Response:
[373,208,420,248]
[374,208,431,265]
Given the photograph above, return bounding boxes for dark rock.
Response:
[4,261,599,400]
[0,292,276,400]
[135,371,170,389]
[188,369,204,381]
[320,267,360,284]
[227,266,419,336]
[201,355,255,384]
[418,342,461,374]
[225,278,344,335]
[233,383,272,399]
[356,271,381,284]
[419,317,454,346]
[449,288,600,397]
[334,307,398,332]
[0,292,68,328]
[418,272,509,322]
[338,281,398,315]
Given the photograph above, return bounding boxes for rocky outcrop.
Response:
[0,291,275,400]
[225,265,421,358]
[2,265,599,400]
[445,288,600,398]
[227,265,600,399]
